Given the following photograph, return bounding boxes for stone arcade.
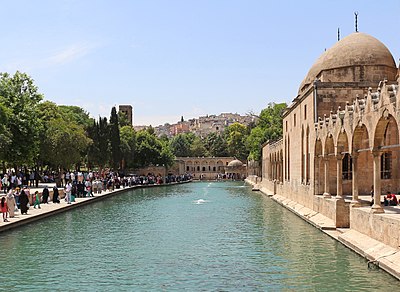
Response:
[261,32,400,249]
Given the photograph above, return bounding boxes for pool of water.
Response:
[0,181,398,291]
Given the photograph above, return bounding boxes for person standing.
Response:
[64,181,72,204]
[29,171,35,187]
[11,172,16,189]
[19,189,29,215]
[1,196,9,222]
[53,186,60,203]
[85,179,93,197]
[70,172,75,184]
[1,174,8,193]
[6,191,16,218]
[42,186,49,203]
[60,172,65,187]
[34,171,40,188]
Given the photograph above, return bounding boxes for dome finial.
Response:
[338,27,340,41]
[354,11,359,32]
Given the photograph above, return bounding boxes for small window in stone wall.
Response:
[197,166,200,171]
[186,166,189,171]
[381,152,392,179]
[213,167,216,171]
[342,153,352,180]
[202,167,206,171]
[294,114,297,127]
[286,120,288,131]
[304,105,307,120]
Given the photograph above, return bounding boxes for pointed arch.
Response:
[373,114,399,191]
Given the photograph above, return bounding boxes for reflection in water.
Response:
[0,181,398,291]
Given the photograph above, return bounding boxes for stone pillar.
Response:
[371,151,384,213]
[323,157,331,198]
[351,153,361,206]
[336,155,344,199]
[314,157,319,195]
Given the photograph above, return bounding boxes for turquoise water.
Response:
[0,181,398,291]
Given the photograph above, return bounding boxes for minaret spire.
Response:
[337,27,340,41]
[354,11,359,32]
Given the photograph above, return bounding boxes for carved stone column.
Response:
[323,156,331,198]
[336,155,344,200]
[371,151,384,213]
[314,156,321,195]
[351,153,361,207]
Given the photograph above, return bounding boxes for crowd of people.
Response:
[0,169,192,222]
[1,186,33,222]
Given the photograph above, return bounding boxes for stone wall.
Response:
[351,207,400,249]
[257,177,350,227]
[133,166,167,176]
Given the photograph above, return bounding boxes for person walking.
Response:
[33,191,41,209]
[1,196,9,222]
[6,191,16,218]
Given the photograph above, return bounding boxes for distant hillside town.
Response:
[124,107,256,138]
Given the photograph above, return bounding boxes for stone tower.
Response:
[118,105,133,126]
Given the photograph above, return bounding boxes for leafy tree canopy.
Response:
[247,102,287,161]
[59,105,93,128]
[0,71,43,165]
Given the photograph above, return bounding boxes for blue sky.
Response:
[1,0,399,125]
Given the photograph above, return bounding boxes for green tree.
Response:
[59,105,93,129]
[225,122,249,160]
[118,111,130,127]
[109,107,121,169]
[246,127,266,161]
[159,140,175,168]
[135,130,175,168]
[37,101,63,167]
[0,96,12,161]
[45,118,90,170]
[190,136,208,157]
[146,125,155,136]
[246,102,287,161]
[204,132,228,157]
[170,133,191,157]
[87,117,110,169]
[135,130,161,168]
[0,71,43,166]
[37,101,91,170]
[120,125,136,169]
[257,102,286,140]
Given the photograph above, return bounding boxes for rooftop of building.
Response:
[298,32,397,94]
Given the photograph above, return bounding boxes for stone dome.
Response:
[228,159,243,167]
[298,32,397,94]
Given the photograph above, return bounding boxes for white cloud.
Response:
[46,42,95,65]
[1,41,99,72]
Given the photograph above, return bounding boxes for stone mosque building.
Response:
[260,31,400,249]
